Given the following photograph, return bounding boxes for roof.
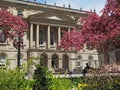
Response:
[2,0,88,15]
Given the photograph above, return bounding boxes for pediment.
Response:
[47,16,62,20]
[29,11,75,23]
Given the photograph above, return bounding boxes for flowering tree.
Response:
[60,0,120,52]
[0,10,28,48]
[60,29,84,50]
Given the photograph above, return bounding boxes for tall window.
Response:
[17,10,23,17]
[39,30,44,45]
[0,29,5,43]
[88,55,93,67]
[61,32,63,39]
[109,52,116,64]
[52,54,59,68]
[88,61,91,67]
[77,62,80,66]
[50,31,54,45]
[78,55,82,60]
[0,55,6,66]
[77,55,82,67]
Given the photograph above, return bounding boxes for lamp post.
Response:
[17,30,21,70]
[11,29,21,70]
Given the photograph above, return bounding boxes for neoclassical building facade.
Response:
[0,0,100,73]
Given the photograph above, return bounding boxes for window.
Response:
[88,55,93,60]
[0,55,6,66]
[77,62,80,66]
[61,32,63,38]
[52,60,55,68]
[39,30,44,45]
[50,31,54,45]
[17,10,23,17]
[88,61,91,67]
[0,29,5,43]
[109,52,116,64]
[78,55,82,60]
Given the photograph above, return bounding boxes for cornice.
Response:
[29,18,75,27]
[1,0,88,16]
[27,49,77,53]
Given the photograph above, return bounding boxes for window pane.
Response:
[18,10,23,17]
[0,55,6,66]
[78,55,82,60]
[39,30,44,45]
[77,62,80,66]
[0,29,5,43]
[50,31,54,45]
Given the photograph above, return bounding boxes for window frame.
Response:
[50,31,54,46]
[17,10,23,17]
[39,30,44,45]
[0,29,6,44]
[0,55,6,66]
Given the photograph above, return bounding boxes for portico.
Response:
[30,24,72,50]
[28,11,76,72]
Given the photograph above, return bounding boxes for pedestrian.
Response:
[82,63,91,77]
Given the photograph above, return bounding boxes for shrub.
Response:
[33,65,73,90]
[49,76,72,90]
[0,68,34,90]
[78,64,120,90]
[33,65,52,90]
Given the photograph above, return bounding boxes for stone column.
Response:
[58,27,61,46]
[47,26,50,49]
[68,27,71,32]
[30,24,33,48]
[59,59,62,69]
[36,24,39,48]
[48,59,51,69]
[69,60,73,72]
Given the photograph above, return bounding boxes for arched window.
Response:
[88,55,93,60]
[0,54,6,66]
[62,54,69,71]
[77,55,82,67]
[52,54,59,68]
[88,55,93,67]
[39,30,44,45]
[40,53,48,67]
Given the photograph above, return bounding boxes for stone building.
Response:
[0,0,100,73]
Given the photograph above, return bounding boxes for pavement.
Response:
[54,73,84,78]
[53,73,120,78]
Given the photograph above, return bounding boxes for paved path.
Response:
[54,73,84,78]
[54,73,120,78]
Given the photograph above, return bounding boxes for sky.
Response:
[35,0,107,14]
